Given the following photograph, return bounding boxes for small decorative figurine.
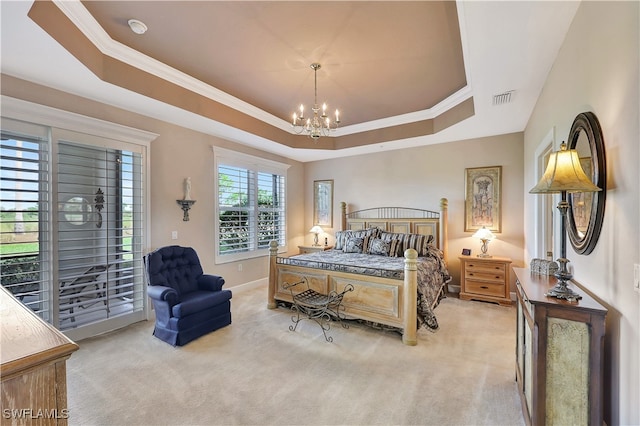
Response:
[184,177,192,200]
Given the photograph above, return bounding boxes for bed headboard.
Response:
[340,198,449,263]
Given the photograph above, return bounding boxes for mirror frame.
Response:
[566,112,607,255]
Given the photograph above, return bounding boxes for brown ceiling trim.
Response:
[28,0,474,152]
[334,98,474,150]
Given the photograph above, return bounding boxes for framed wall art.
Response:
[313,179,333,227]
[464,166,502,233]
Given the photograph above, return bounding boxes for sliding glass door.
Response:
[1,116,148,341]
[54,130,146,338]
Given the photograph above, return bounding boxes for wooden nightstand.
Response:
[298,245,333,254]
[459,255,512,306]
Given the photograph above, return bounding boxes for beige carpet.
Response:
[66,285,525,426]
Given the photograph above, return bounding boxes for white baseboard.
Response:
[229,278,267,293]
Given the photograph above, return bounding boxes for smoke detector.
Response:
[128,19,148,35]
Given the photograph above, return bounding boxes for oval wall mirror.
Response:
[567,112,606,255]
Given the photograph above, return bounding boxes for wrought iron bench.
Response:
[283,277,354,342]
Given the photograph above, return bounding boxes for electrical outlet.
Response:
[634,264,640,293]
[171,231,178,240]
[238,263,243,272]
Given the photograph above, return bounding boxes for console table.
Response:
[513,268,606,425]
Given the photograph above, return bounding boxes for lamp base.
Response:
[476,253,493,258]
[545,279,582,302]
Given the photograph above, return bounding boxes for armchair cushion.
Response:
[172,289,232,318]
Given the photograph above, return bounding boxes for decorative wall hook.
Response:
[177,199,195,221]
[94,188,104,228]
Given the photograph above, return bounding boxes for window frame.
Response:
[214,147,289,264]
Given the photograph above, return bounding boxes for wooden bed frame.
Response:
[267,198,449,345]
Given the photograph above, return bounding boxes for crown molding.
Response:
[1,96,159,145]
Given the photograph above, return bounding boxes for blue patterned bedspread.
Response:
[277,247,451,330]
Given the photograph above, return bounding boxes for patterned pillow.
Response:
[343,237,365,253]
[335,228,380,253]
[334,231,350,250]
[388,238,403,257]
[403,233,434,256]
[378,232,406,257]
[368,238,390,256]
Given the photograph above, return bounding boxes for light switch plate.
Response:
[634,263,640,293]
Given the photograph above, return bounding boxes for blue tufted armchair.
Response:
[144,246,232,346]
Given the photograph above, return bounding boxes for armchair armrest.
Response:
[147,285,178,304]
[198,274,225,292]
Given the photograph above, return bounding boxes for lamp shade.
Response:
[309,225,323,234]
[472,226,495,241]
[530,143,601,194]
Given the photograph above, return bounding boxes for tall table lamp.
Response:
[309,225,323,246]
[472,226,496,258]
[529,142,601,301]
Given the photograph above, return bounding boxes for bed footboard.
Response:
[268,241,418,345]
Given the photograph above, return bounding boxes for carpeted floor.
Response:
[66,285,525,425]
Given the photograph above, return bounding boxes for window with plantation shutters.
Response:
[215,148,288,263]
[0,124,51,321]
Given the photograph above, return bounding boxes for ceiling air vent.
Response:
[492,90,514,106]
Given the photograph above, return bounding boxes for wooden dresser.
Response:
[459,255,512,305]
[513,268,607,426]
[1,286,79,425]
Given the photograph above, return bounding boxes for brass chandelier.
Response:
[291,63,341,139]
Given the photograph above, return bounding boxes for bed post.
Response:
[267,240,278,309]
[340,201,347,231]
[402,248,418,346]
[440,198,449,264]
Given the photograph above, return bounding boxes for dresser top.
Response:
[1,286,79,375]
[459,255,512,263]
[513,267,607,314]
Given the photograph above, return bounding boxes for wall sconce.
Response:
[309,225,323,246]
[176,199,195,221]
[530,142,601,301]
[177,177,195,221]
[472,226,495,258]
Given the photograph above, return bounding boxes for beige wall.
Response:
[523,2,639,424]
[304,133,525,291]
[0,75,305,288]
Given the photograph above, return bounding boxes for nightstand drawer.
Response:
[465,261,506,274]
[465,280,506,297]
[465,269,505,284]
